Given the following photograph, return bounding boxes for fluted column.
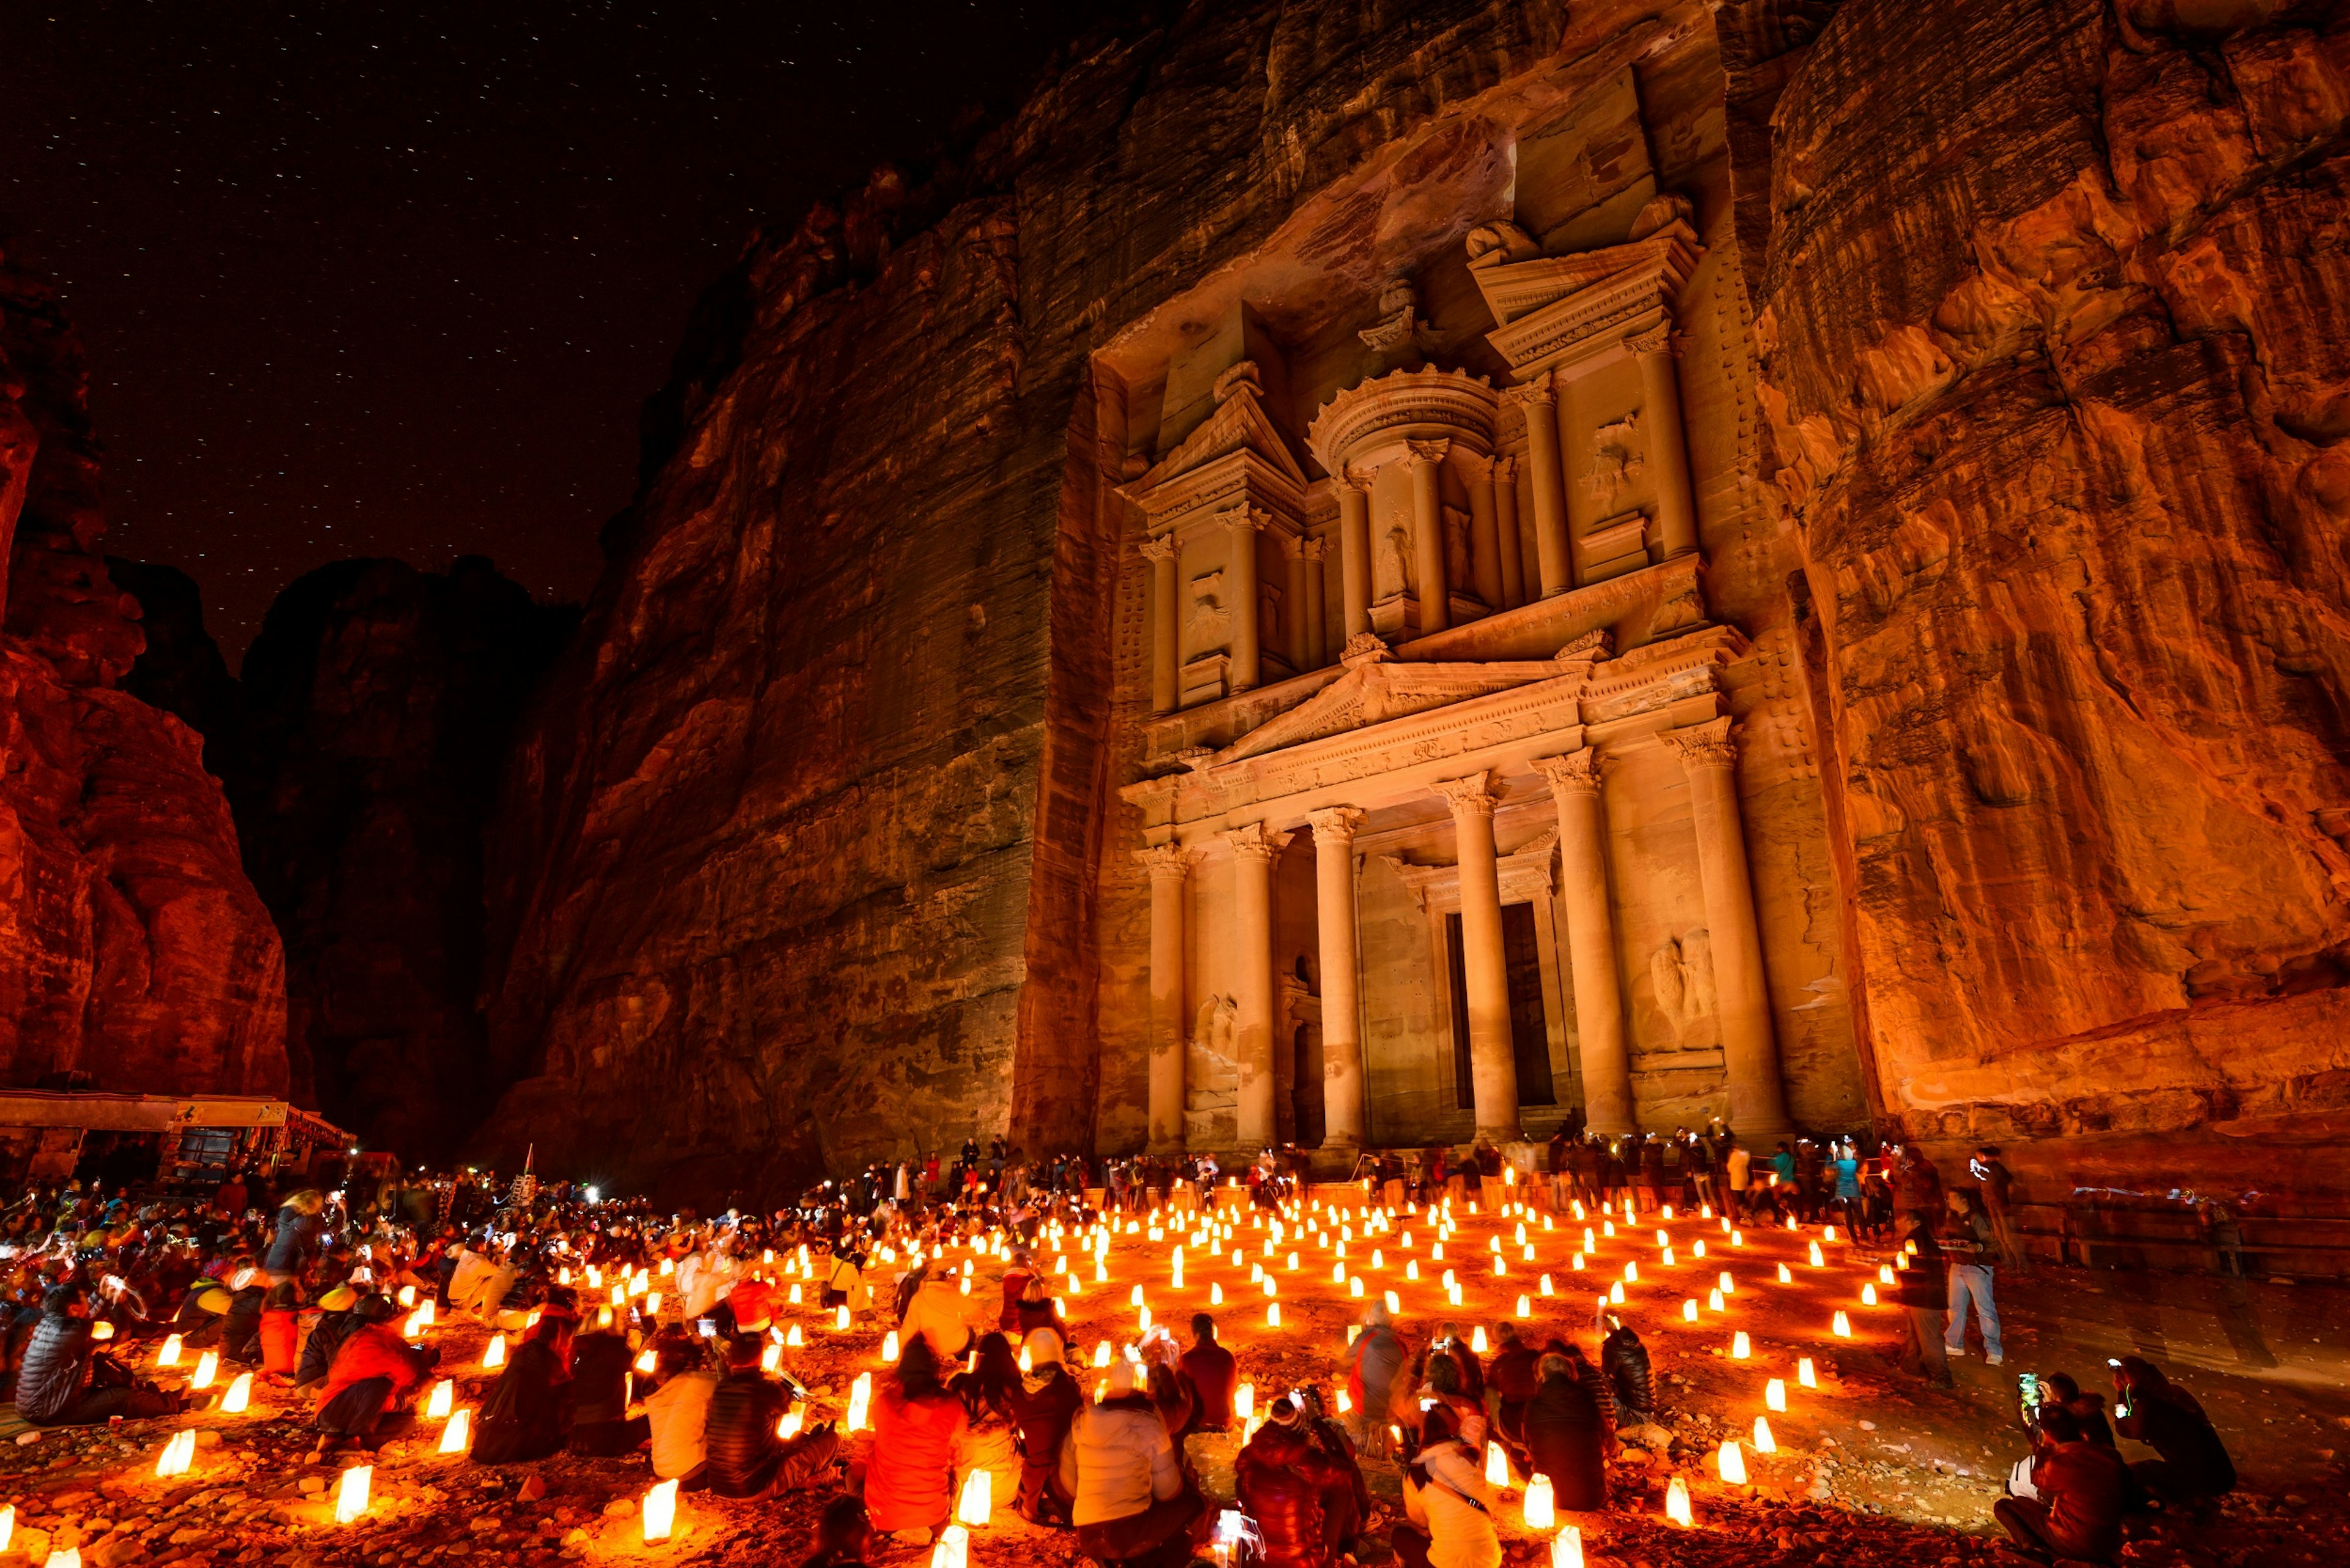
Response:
[1666,719,1792,1137]
[1138,843,1194,1152]
[1226,821,1290,1151]
[1533,750,1635,1135]
[1406,439,1450,635]
[1303,539,1329,668]
[1507,377,1572,597]
[1433,772,1521,1143]
[1141,537,1179,715]
[1281,533,1311,674]
[1491,456,1525,610]
[1464,455,1502,611]
[1337,471,1373,641]
[1307,806,1369,1149]
[1631,326,1699,561]
[1223,506,1266,693]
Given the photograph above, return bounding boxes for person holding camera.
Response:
[17,1283,181,1426]
[1995,1404,2130,1562]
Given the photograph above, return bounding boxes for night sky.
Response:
[1,1,1117,660]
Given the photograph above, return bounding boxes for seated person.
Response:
[1179,1315,1236,1432]
[803,1495,877,1568]
[566,1325,650,1457]
[1235,1394,1351,1568]
[1393,1405,1501,1568]
[17,1285,181,1427]
[1008,1327,1082,1524]
[316,1294,441,1455]
[704,1332,839,1498]
[1522,1353,1611,1513]
[867,1337,969,1538]
[2113,1357,2234,1504]
[470,1299,578,1465]
[1059,1360,1203,1568]
[294,1286,363,1392]
[1995,1405,2132,1563]
[643,1337,722,1488]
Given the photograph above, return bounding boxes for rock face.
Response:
[0,262,288,1098]
[1742,0,2350,1194]
[480,0,2350,1202]
[219,557,572,1161]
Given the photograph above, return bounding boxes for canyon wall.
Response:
[0,261,289,1099]
[1747,0,2350,1193]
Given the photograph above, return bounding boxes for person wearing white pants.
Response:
[1942,1189,2003,1364]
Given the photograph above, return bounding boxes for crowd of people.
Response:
[0,1127,2241,1568]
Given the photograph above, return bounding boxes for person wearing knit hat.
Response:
[1009,1327,1083,1524]
[1059,1352,1204,1567]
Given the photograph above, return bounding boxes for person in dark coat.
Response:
[264,1191,327,1284]
[1008,1327,1083,1523]
[566,1327,650,1457]
[1179,1315,1236,1432]
[220,1271,269,1364]
[2041,1373,2115,1449]
[1485,1323,1541,1445]
[1521,1353,1610,1512]
[1235,1397,1351,1568]
[315,1296,439,1454]
[18,1285,179,1426]
[1599,1318,1652,1425]
[1892,1220,1952,1387]
[471,1301,578,1465]
[703,1332,840,1498]
[2113,1357,2235,1503]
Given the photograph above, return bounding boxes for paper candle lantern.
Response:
[1235,1381,1255,1420]
[1693,1239,1707,1258]
[1766,1378,1786,1411]
[334,1464,373,1524]
[788,1324,805,1346]
[1485,1442,1509,1487]
[46,1549,81,1568]
[1682,1298,1698,1322]
[1523,1474,1554,1528]
[643,1478,679,1542]
[1754,1416,1777,1452]
[1212,1283,1224,1305]
[483,1334,507,1370]
[1665,1476,1693,1526]
[846,1372,873,1431]
[440,1408,471,1454]
[1517,1294,1532,1318]
[931,1524,971,1568]
[1731,1332,1751,1358]
[1471,1326,1488,1353]
[1777,1264,1793,1284]
[835,1305,852,1330]
[1267,1302,1281,1327]
[780,1408,805,1439]
[1833,1311,1852,1338]
[191,1351,218,1391]
[956,1467,993,1526]
[1551,1525,1583,1568]
[883,1331,901,1364]
[157,1334,182,1367]
[1862,1284,1879,1306]
[155,1428,196,1478]
[1709,1289,1725,1311]
[1799,1357,1818,1387]
[0,1503,12,1553]
[1717,1438,1747,1484]
[1607,1282,1624,1305]
[1809,1241,1826,1267]
[221,1372,252,1414]
[763,1342,783,1373]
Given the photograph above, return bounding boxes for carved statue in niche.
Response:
[1187,570,1231,644]
[1376,522,1412,597]
[1650,930,1718,1045]
[1444,504,1472,595]
[1359,277,1419,352]
[1464,220,1540,269]
[1192,994,1239,1061]
[1584,411,1646,512]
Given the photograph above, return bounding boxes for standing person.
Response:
[1724,1144,1751,1223]
[1343,1303,1406,1453]
[1892,1219,1952,1388]
[2112,1357,2236,1503]
[1892,1146,1943,1233]
[1942,1189,2003,1365]
[1392,1404,1501,1568]
[1830,1143,1863,1231]
[1971,1146,2030,1275]
[264,1190,326,1286]
[998,1249,1035,1333]
[1059,1359,1202,1567]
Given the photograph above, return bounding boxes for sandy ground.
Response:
[3,1191,2345,1568]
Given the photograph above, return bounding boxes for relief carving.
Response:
[1651,930,1718,1044]
[1192,994,1239,1061]
[1187,571,1231,643]
[1584,410,1646,511]
[1444,504,1472,592]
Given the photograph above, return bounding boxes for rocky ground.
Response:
[5,1197,2348,1568]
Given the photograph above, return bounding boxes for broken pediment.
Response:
[1125,371,1307,499]
[1471,221,1704,381]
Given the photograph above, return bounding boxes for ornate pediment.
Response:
[1474,224,1704,379]
[1126,371,1307,502]
[1214,652,1576,765]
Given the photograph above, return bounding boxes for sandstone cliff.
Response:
[0,261,288,1099]
[1744,0,2350,1192]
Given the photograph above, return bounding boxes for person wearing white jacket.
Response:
[1058,1361,1204,1566]
[1395,1406,1502,1568]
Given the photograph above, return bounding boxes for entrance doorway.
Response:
[1446,904,1556,1111]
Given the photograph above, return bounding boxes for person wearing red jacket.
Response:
[1236,1397,1354,1568]
[1996,1405,2132,1562]
[314,1295,439,1456]
[259,1282,302,1383]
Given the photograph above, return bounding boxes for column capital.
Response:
[1340,632,1391,669]
[1663,715,1739,772]
[1306,804,1368,845]
[1225,820,1294,862]
[1338,465,1378,495]
[1624,324,1679,358]
[1533,748,1605,798]
[1300,536,1329,562]
[1279,531,1310,559]
[1453,450,1497,485]
[1502,375,1556,409]
[1138,535,1177,564]
[1491,454,1519,484]
[1404,437,1452,468]
[1217,504,1271,533]
[1133,842,1195,881]
[1431,771,1497,820]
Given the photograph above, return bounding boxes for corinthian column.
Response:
[1432,772,1521,1143]
[1507,377,1572,597]
[1223,506,1267,693]
[1141,536,1179,715]
[1665,719,1792,1138]
[1302,538,1329,668]
[1136,843,1193,1152]
[1533,750,1635,1134]
[1337,471,1373,640]
[1630,326,1698,560]
[1464,454,1502,610]
[1281,533,1311,675]
[1226,821,1290,1150]
[1308,805,1369,1150]
[1491,456,1524,610]
[1406,439,1451,635]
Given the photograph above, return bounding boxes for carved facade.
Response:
[1102,62,1860,1156]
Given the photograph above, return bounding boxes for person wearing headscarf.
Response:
[469,1295,578,1465]
[1341,1301,1406,1455]
[1007,1327,1082,1524]
[565,1320,649,1457]
[950,1332,1025,1521]
[867,1335,970,1537]
[1521,1351,1609,1512]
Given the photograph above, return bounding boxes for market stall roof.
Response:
[0,1090,348,1141]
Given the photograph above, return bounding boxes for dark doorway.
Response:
[1447,905,1556,1112]
[1292,1025,1325,1147]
